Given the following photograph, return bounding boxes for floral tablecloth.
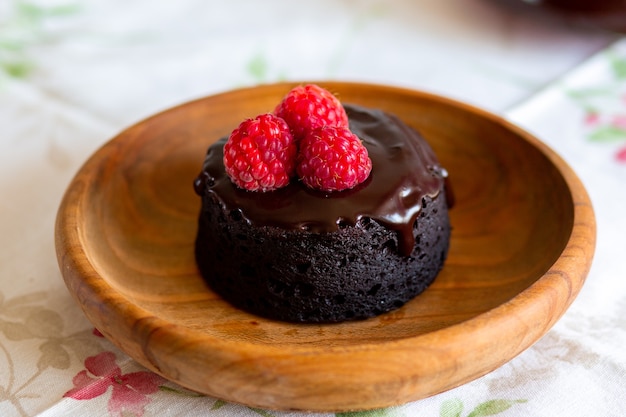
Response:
[1,1,625,416]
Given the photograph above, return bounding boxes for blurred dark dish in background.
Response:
[497,0,626,33]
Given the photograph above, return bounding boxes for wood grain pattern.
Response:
[55,82,596,412]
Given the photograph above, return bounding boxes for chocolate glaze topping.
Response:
[194,104,449,256]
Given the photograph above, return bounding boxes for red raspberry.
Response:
[223,113,297,191]
[297,126,372,192]
[274,84,349,140]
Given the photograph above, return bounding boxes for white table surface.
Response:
[1,1,625,416]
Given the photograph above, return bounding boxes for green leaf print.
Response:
[0,61,33,78]
[336,407,400,417]
[249,408,277,417]
[211,399,227,410]
[158,385,204,397]
[588,126,626,142]
[247,53,268,82]
[0,0,79,79]
[609,51,626,80]
[466,399,527,417]
[15,2,80,19]
[440,398,527,417]
[566,86,615,102]
[208,399,278,416]
[440,398,463,417]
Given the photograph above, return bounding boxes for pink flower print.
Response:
[584,111,600,126]
[611,114,626,130]
[64,351,165,417]
[616,146,626,164]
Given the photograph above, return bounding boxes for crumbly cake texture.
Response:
[195,191,450,323]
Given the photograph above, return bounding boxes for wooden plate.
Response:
[55,82,595,412]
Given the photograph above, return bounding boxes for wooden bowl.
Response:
[55,82,595,412]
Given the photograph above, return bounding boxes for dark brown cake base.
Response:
[195,191,450,323]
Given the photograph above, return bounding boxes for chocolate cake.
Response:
[194,104,451,323]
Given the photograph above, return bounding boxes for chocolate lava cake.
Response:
[194,104,451,323]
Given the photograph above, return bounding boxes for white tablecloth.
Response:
[1,1,625,416]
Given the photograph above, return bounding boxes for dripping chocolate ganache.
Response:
[194,104,451,323]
